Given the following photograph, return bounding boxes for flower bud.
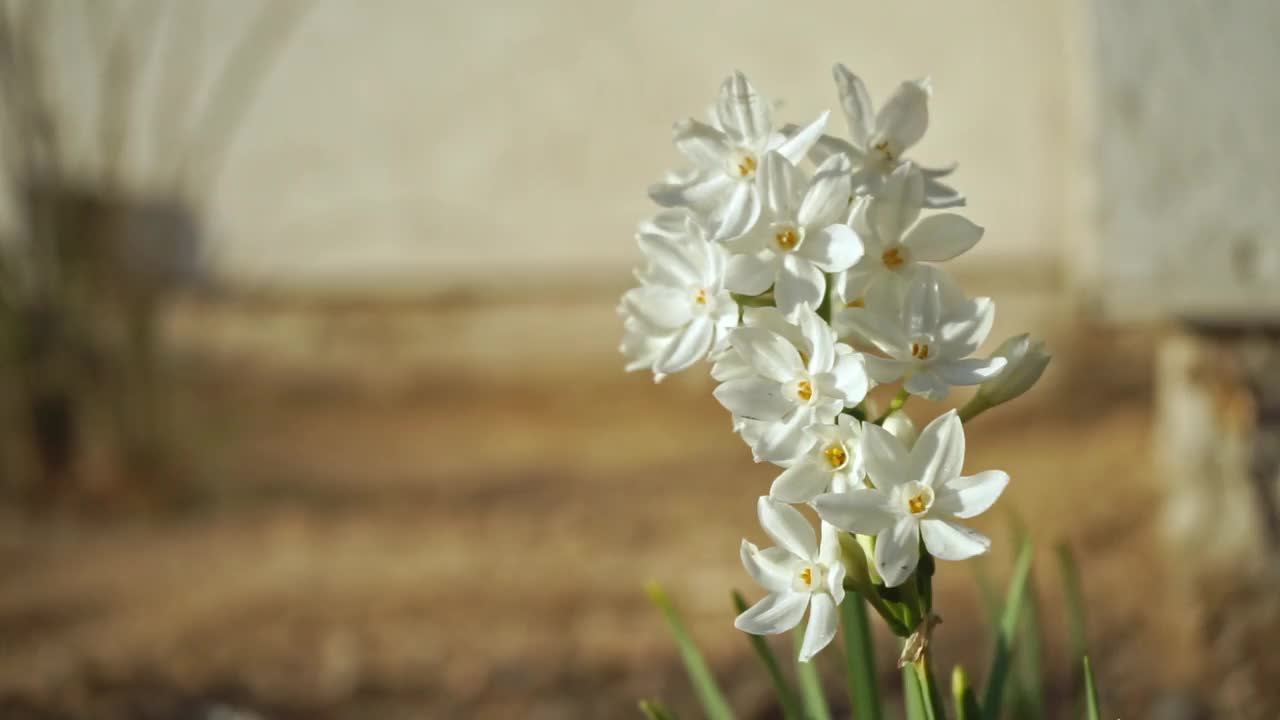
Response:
[976,334,1050,406]
[881,411,918,449]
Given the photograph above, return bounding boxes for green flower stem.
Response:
[956,394,992,423]
[914,649,947,720]
[873,388,910,425]
[731,291,776,308]
[840,592,883,720]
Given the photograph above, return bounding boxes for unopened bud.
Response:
[976,334,1050,406]
[881,411,918,449]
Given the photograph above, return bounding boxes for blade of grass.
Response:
[646,582,735,720]
[840,592,883,720]
[1082,656,1101,720]
[902,666,927,720]
[733,591,803,720]
[794,625,833,720]
[952,665,983,720]
[981,540,1034,720]
[639,700,679,720]
[1057,543,1089,661]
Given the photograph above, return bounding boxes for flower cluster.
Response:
[620,67,1051,662]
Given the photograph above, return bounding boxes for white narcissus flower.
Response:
[736,497,846,662]
[840,266,1005,401]
[832,163,983,329]
[713,306,869,463]
[649,71,828,242]
[723,152,864,314]
[770,415,866,503]
[813,411,1009,587]
[976,334,1051,406]
[619,210,738,381]
[812,64,962,208]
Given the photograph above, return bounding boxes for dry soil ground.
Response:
[0,295,1224,718]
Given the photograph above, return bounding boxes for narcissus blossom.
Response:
[769,414,866,503]
[839,266,1005,401]
[619,210,738,380]
[831,163,983,324]
[736,497,846,662]
[649,71,828,242]
[814,411,1009,587]
[713,306,868,462]
[813,64,963,208]
[723,152,864,314]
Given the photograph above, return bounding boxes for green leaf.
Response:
[1057,542,1089,662]
[638,700,679,720]
[902,666,927,720]
[733,591,804,720]
[840,592,883,720]
[1082,656,1101,720]
[1009,518,1044,720]
[981,540,1034,720]
[952,665,983,720]
[646,582,735,720]
[794,625,833,720]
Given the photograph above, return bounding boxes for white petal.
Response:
[774,255,825,314]
[829,352,869,405]
[799,224,864,273]
[860,423,910,489]
[833,63,874,147]
[717,71,772,146]
[873,80,929,156]
[673,119,732,169]
[771,461,832,504]
[904,268,944,337]
[711,181,762,242]
[735,591,810,635]
[933,357,1007,386]
[741,539,802,593]
[863,355,910,384]
[758,496,819,560]
[730,326,804,381]
[754,410,815,464]
[797,153,854,228]
[648,173,732,209]
[875,517,921,588]
[922,176,966,209]
[795,306,835,374]
[870,163,924,242]
[838,307,909,357]
[904,369,949,401]
[919,519,990,560]
[813,489,897,534]
[636,233,702,286]
[622,286,692,330]
[725,253,777,296]
[763,151,805,219]
[714,377,793,421]
[911,410,965,489]
[654,318,714,375]
[933,470,1010,519]
[775,111,829,164]
[902,214,983,262]
[798,593,838,662]
[817,521,844,568]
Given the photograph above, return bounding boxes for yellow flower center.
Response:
[799,567,813,586]
[796,380,813,402]
[845,297,865,309]
[824,444,847,468]
[873,140,895,161]
[737,154,758,178]
[694,288,707,305]
[882,247,906,269]
[775,227,800,251]
[908,493,929,515]
[911,342,931,360]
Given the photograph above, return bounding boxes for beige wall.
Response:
[18,0,1086,293]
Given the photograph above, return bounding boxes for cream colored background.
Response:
[19,0,1088,293]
